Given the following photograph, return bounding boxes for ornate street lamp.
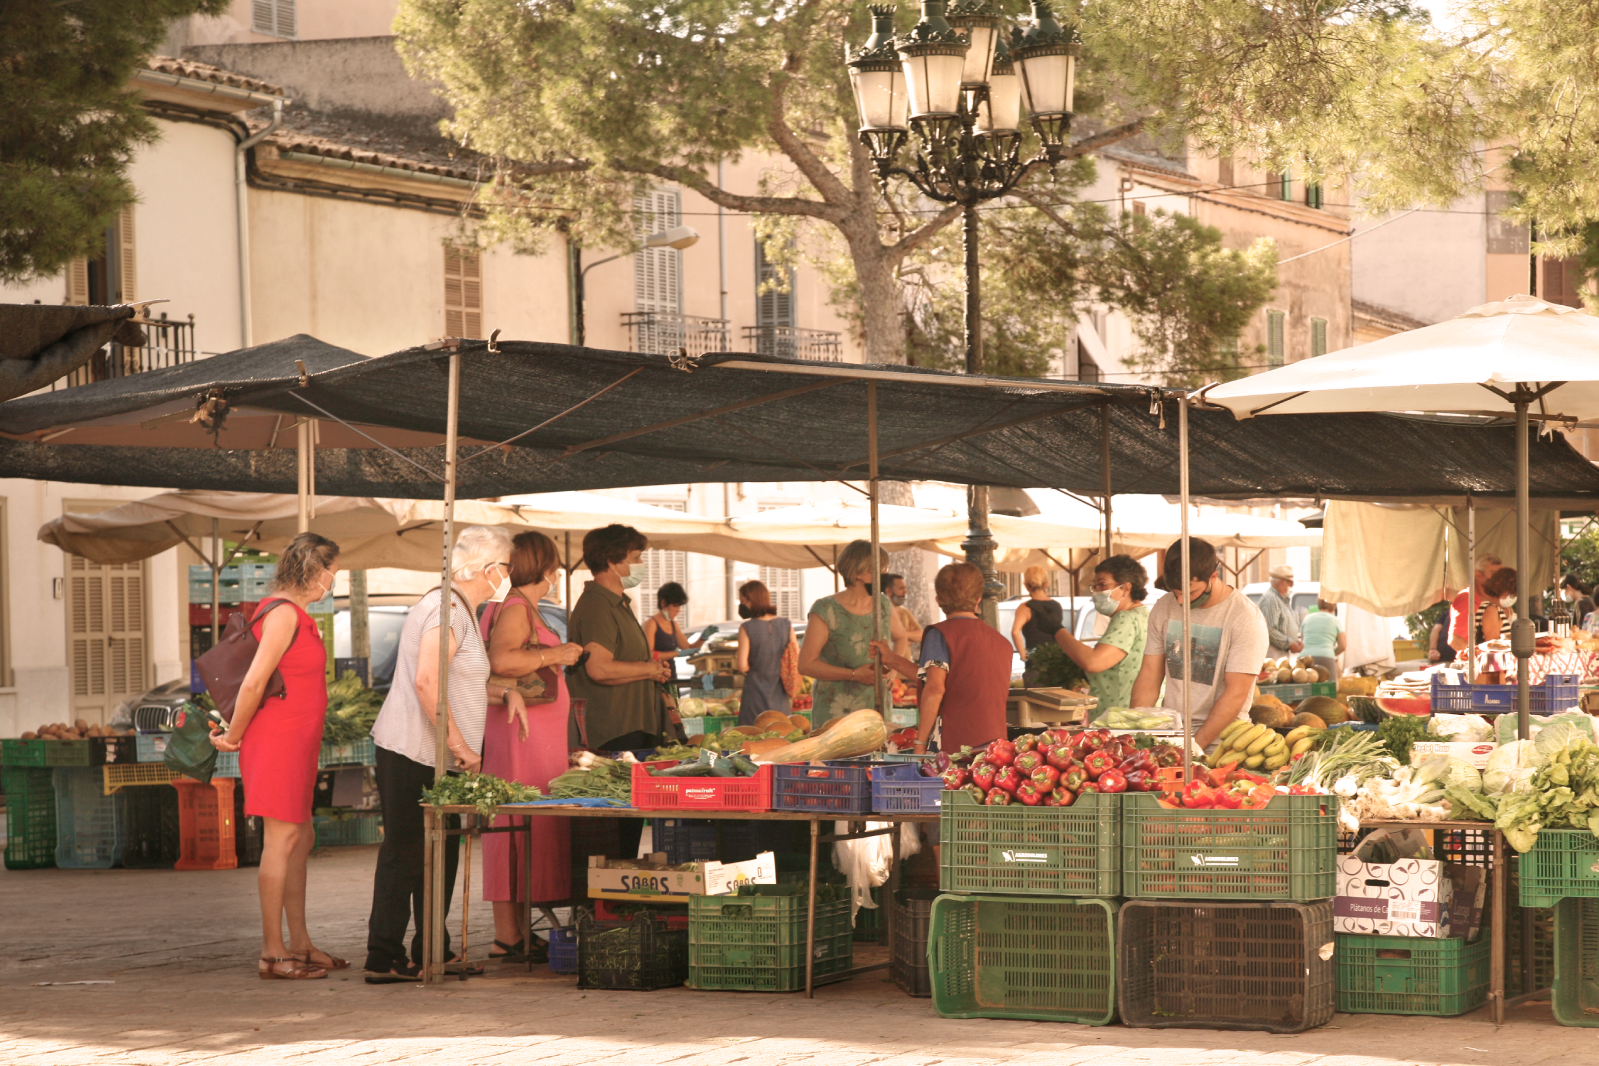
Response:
[847,0,1080,624]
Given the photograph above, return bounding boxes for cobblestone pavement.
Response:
[0,842,1590,1066]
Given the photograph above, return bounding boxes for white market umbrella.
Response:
[1206,294,1599,737]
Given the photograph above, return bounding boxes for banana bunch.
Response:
[1206,718,1313,771]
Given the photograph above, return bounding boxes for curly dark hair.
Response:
[271,532,339,595]
[656,581,688,608]
[1484,566,1518,598]
[582,524,648,574]
[1095,554,1149,602]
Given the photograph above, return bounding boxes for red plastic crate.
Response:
[630,760,772,812]
[174,777,238,870]
[189,602,259,628]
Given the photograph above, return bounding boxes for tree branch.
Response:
[1011,189,1075,234]
[1063,119,1148,159]
[766,54,855,206]
[613,158,849,223]
[887,204,962,262]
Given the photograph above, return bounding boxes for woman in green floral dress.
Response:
[799,540,907,721]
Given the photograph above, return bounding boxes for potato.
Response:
[20,731,36,740]
[74,718,90,733]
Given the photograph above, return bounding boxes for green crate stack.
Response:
[687,885,853,992]
[2,766,57,869]
[1552,897,1599,1027]
[1519,828,1599,908]
[1,738,46,767]
[939,789,1120,897]
[1335,934,1491,1016]
[928,894,1117,1024]
[313,812,383,847]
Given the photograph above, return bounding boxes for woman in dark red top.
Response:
[872,562,1012,756]
[212,532,342,981]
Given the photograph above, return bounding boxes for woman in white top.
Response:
[364,525,526,983]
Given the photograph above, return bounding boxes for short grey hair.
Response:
[451,525,512,580]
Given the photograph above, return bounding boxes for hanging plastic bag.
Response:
[162,703,222,784]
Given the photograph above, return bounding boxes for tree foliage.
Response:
[0,0,231,283]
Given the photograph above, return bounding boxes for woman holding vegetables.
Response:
[1035,555,1150,713]
[480,531,584,963]
[800,539,906,721]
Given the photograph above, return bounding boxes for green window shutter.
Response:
[1311,318,1327,358]
[1305,182,1323,209]
[1267,310,1286,366]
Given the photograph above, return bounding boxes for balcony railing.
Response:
[741,325,842,362]
[622,312,730,357]
[54,313,198,390]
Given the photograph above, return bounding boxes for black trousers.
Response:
[366,746,460,971]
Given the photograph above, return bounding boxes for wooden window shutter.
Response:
[1216,156,1234,188]
[1311,317,1327,358]
[253,0,295,37]
[444,248,483,339]
[1267,310,1286,366]
[66,259,90,305]
[755,241,794,331]
[275,0,296,37]
[116,207,136,303]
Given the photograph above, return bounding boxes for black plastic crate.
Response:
[649,818,718,864]
[234,780,262,867]
[577,915,688,991]
[891,887,939,997]
[1118,899,1336,1034]
[1438,828,1493,868]
[122,784,181,869]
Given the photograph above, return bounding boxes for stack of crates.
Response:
[1519,829,1599,1026]
[929,781,1120,1021]
[686,883,853,992]
[1117,789,1338,1032]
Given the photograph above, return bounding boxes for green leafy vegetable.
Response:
[1025,642,1087,690]
[549,760,632,803]
[1445,786,1498,821]
[321,671,384,745]
[1376,715,1430,766]
[422,771,542,818]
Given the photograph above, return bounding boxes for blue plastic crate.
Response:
[53,766,126,869]
[871,760,943,814]
[650,818,718,863]
[772,760,872,814]
[548,927,578,974]
[1430,673,1580,714]
[213,751,240,778]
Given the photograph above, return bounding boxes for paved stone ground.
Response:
[0,839,1591,1066]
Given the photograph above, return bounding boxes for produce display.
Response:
[889,676,918,707]
[19,719,133,740]
[1023,642,1088,690]
[1257,654,1333,685]
[1206,718,1303,772]
[751,708,887,764]
[320,671,384,745]
[549,752,634,802]
[939,728,1182,807]
[1092,707,1177,730]
[421,771,542,817]
[642,750,763,778]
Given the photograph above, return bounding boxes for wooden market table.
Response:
[1355,819,1548,1025]
[423,803,938,995]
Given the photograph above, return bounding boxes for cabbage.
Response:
[1444,758,1482,793]
[678,697,706,717]
[1430,713,1493,742]
[1483,740,1536,794]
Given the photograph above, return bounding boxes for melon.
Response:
[1312,665,1331,683]
[1250,700,1295,729]
[1346,695,1384,724]
[754,710,795,734]
[788,714,811,734]
[1297,695,1350,725]
[1290,711,1328,731]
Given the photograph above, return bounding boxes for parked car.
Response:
[332,596,570,693]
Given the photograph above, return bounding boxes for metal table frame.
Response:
[422,803,938,994]
[421,806,538,982]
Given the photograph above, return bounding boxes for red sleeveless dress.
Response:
[238,598,328,824]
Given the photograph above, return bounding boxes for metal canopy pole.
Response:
[957,202,1001,628]
[1467,494,1476,680]
[296,419,310,534]
[210,518,221,645]
[869,381,884,714]
[1179,395,1193,780]
[425,348,462,985]
[1514,397,1533,741]
[1101,406,1113,560]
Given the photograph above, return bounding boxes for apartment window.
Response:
[754,239,796,358]
[1304,182,1324,210]
[444,248,482,339]
[65,207,135,306]
[1311,317,1328,358]
[1486,191,1530,254]
[635,190,682,317]
[1076,341,1101,382]
[64,506,148,722]
[1543,258,1585,308]
[1265,171,1291,200]
[1131,200,1147,216]
[252,0,297,38]
[756,503,802,621]
[1266,310,1286,367]
[1216,156,1234,189]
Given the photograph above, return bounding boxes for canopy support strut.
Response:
[1515,396,1532,741]
[1101,405,1113,560]
[869,382,884,715]
[1179,395,1193,781]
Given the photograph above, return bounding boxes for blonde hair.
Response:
[272,533,340,594]
[835,539,887,587]
[451,525,513,580]
[1023,565,1052,593]
[935,563,985,613]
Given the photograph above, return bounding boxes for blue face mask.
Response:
[1091,589,1122,616]
[619,571,643,590]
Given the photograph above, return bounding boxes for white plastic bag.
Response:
[831,821,923,919]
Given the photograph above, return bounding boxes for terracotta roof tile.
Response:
[143,55,284,97]
[253,105,488,182]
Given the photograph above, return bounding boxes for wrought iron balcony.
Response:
[741,325,843,362]
[622,312,731,357]
[54,312,198,390]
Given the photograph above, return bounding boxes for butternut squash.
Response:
[752,709,887,763]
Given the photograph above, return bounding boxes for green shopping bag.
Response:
[162,703,224,784]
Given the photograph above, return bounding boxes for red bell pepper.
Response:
[1061,766,1088,792]
[1013,750,1044,775]
[993,765,1025,794]
[971,762,996,792]
[1096,768,1128,793]
[941,767,970,790]
[1206,763,1238,789]
[960,783,987,805]
[1213,784,1243,809]
[1013,733,1039,754]
[1083,750,1118,780]
[1049,786,1077,807]
[1078,781,1100,795]
[1125,750,1158,774]
[1043,744,1076,772]
[1075,731,1105,752]
[1015,781,1044,806]
[1123,769,1158,792]
[984,787,1013,806]
[985,740,1017,767]
[1181,780,1217,809]
[1030,764,1060,791]
[1155,748,1181,768]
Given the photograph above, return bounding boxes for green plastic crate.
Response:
[1121,792,1338,901]
[1336,934,1491,1016]
[939,789,1120,898]
[2,766,57,869]
[44,739,92,767]
[1552,897,1599,1027]
[680,715,738,739]
[318,737,376,768]
[1258,680,1336,702]
[687,886,853,991]
[1520,829,1599,908]
[1,738,46,766]
[928,894,1117,1025]
[313,812,382,847]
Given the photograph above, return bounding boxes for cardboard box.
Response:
[587,852,776,900]
[702,851,777,896]
[1412,740,1496,770]
[1445,862,1486,942]
[1334,830,1454,937]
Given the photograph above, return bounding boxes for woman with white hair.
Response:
[363,525,521,983]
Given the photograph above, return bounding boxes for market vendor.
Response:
[1129,537,1269,750]
[1448,552,1502,655]
[1300,599,1345,678]
[800,539,906,721]
[567,524,674,751]
[868,562,1011,755]
[881,572,923,658]
[1033,555,1149,712]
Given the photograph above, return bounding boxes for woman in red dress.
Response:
[480,531,584,961]
[212,533,342,980]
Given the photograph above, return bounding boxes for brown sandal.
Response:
[294,947,349,971]
[259,956,327,980]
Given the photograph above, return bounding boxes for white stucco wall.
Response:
[1351,194,1487,325]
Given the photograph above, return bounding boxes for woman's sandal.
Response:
[259,956,327,980]
[489,939,528,963]
[293,947,350,971]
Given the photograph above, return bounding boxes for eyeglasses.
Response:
[1089,581,1123,593]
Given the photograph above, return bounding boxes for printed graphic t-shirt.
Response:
[1144,588,1270,731]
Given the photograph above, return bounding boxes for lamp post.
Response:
[573,225,701,346]
[848,0,1078,625]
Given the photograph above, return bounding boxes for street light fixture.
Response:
[846,0,1080,623]
[573,226,701,346]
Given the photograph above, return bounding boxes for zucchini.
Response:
[710,756,737,777]
[728,754,760,777]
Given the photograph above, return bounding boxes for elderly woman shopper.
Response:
[363,525,519,984]
[1036,554,1150,713]
[480,531,584,963]
[211,532,342,981]
[735,580,796,725]
[799,539,906,722]
[568,524,674,752]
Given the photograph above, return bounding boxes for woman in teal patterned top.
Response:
[799,540,907,721]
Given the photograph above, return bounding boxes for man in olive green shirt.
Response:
[568,524,673,750]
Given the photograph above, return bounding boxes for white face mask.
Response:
[489,565,511,603]
[316,570,335,601]
[1562,588,1576,603]
[1500,595,1517,609]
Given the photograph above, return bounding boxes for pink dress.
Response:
[239,599,327,824]
[480,598,572,903]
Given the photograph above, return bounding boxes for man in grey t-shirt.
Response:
[1131,537,1269,749]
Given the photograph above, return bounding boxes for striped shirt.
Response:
[371,585,490,769]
